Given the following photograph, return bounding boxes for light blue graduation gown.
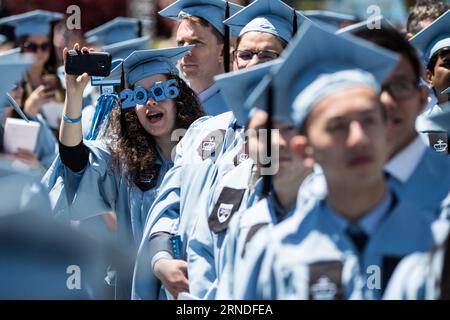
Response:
[383,211,450,300]
[187,157,264,299]
[199,83,230,116]
[43,139,173,248]
[237,195,438,300]
[415,90,449,152]
[0,154,51,216]
[30,113,58,169]
[133,112,245,299]
[388,148,450,213]
[43,139,173,298]
[216,193,296,300]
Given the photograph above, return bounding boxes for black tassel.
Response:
[292,9,298,37]
[263,78,273,197]
[224,2,231,73]
[137,19,143,38]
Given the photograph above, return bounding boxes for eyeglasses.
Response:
[22,42,51,53]
[381,79,419,101]
[233,49,280,63]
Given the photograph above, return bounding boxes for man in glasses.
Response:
[352,25,450,215]
[159,0,242,116]
[232,42,282,70]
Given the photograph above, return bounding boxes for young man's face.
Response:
[427,50,450,103]
[303,86,387,189]
[176,19,224,85]
[247,109,311,184]
[380,56,427,158]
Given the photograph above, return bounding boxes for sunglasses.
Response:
[23,42,51,53]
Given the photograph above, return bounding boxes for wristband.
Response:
[63,114,82,124]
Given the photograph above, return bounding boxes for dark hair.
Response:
[407,0,450,35]
[104,74,204,189]
[427,47,450,73]
[355,26,423,83]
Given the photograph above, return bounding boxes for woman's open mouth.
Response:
[147,111,164,124]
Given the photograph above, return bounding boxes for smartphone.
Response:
[65,50,112,77]
[41,74,57,98]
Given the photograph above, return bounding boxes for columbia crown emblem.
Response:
[217,203,234,223]
[238,153,249,163]
[310,276,337,300]
[433,139,448,153]
[202,136,216,151]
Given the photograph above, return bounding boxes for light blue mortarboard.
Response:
[410,9,450,65]
[0,10,63,37]
[0,52,34,123]
[303,10,358,28]
[85,17,152,46]
[429,108,450,131]
[159,0,243,35]
[223,0,309,43]
[336,15,397,35]
[214,58,282,126]
[102,35,150,60]
[244,20,400,128]
[105,45,194,86]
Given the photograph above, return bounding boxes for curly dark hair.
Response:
[104,74,204,190]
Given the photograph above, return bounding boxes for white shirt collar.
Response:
[384,136,427,184]
[197,82,220,103]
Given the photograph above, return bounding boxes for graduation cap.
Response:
[336,15,397,35]
[102,35,150,60]
[106,45,194,86]
[429,107,450,132]
[0,9,63,38]
[213,58,282,127]
[223,0,309,42]
[244,20,399,196]
[410,9,450,65]
[303,10,358,28]
[159,0,243,73]
[159,0,242,35]
[85,17,152,46]
[0,52,34,125]
[244,20,400,129]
